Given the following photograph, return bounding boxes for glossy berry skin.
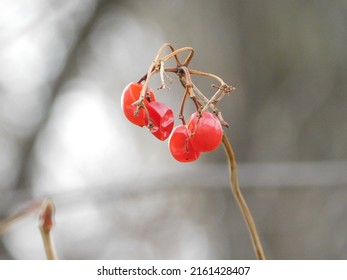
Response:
[188,111,223,152]
[146,101,174,141]
[121,82,156,127]
[169,125,200,162]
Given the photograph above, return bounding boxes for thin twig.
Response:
[189,68,225,85]
[222,134,266,260]
[39,198,58,260]
[158,60,172,90]
[0,201,42,235]
[178,86,189,125]
[161,47,194,65]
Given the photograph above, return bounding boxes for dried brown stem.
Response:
[178,77,201,111]
[161,47,194,66]
[136,44,181,109]
[179,86,189,125]
[222,134,266,260]
[155,43,180,65]
[189,68,225,85]
[158,60,172,90]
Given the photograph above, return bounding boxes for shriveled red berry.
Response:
[169,125,200,162]
[121,82,156,127]
[187,111,223,152]
[146,101,174,141]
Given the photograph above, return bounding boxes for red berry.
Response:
[146,101,174,141]
[169,125,200,162]
[121,82,156,127]
[187,111,223,152]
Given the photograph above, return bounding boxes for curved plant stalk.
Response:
[154,43,180,64]
[178,85,189,124]
[161,46,194,65]
[189,68,225,85]
[222,134,266,260]
[39,198,58,260]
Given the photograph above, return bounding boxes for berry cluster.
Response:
[121,82,174,141]
[121,44,235,163]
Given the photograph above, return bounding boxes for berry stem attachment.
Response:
[137,44,184,108]
[222,134,266,260]
[179,85,189,125]
[158,60,172,90]
[178,77,201,111]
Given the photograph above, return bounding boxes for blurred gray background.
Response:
[1,0,347,259]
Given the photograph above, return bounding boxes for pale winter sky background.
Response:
[1,0,347,259]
